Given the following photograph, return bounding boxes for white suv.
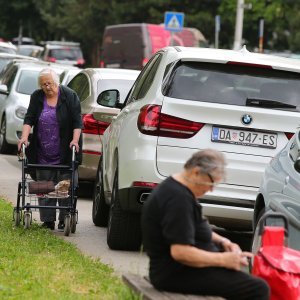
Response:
[93,46,300,250]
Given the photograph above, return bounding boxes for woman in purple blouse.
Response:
[18,68,83,230]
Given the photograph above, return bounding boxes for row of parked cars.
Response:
[1,44,300,253]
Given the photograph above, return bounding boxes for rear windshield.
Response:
[165,62,300,111]
[16,70,39,95]
[49,48,83,60]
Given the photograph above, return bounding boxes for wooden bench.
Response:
[122,273,225,300]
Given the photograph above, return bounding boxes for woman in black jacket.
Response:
[18,68,83,230]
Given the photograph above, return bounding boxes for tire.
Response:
[71,214,76,233]
[0,117,13,154]
[92,158,109,227]
[24,212,31,229]
[107,166,142,251]
[64,215,71,236]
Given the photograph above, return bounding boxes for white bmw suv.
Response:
[93,46,300,250]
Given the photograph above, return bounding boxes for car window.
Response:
[16,70,39,95]
[165,62,300,111]
[136,54,162,99]
[126,53,162,104]
[97,78,136,104]
[1,65,18,91]
[49,48,83,60]
[68,73,88,102]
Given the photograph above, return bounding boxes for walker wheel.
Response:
[71,214,76,233]
[14,209,21,227]
[64,215,71,236]
[24,212,31,229]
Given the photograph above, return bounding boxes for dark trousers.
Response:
[152,266,270,300]
[36,169,77,222]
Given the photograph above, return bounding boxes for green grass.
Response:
[0,199,139,300]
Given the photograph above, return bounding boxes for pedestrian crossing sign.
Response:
[164,11,184,32]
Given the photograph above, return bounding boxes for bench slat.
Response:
[122,273,224,300]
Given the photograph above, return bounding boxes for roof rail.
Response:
[40,41,80,46]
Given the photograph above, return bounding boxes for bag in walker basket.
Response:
[252,212,300,300]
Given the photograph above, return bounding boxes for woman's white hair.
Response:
[39,68,60,87]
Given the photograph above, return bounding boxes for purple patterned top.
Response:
[37,96,60,164]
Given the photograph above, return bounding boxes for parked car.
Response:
[60,68,81,85]
[92,46,300,250]
[0,53,38,74]
[39,41,85,67]
[0,41,17,54]
[252,128,300,254]
[100,23,207,70]
[0,60,76,153]
[67,68,140,182]
[17,45,44,57]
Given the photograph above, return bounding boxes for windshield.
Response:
[165,62,300,111]
[50,48,83,60]
[16,70,40,95]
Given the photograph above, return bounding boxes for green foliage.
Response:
[1,0,300,65]
[0,199,139,299]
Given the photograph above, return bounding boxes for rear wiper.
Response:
[246,98,297,109]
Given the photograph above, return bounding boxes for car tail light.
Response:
[82,114,110,135]
[137,105,204,138]
[285,132,294,140]
[77,58,85,65]
[132,181,158,188]
[47,57,56,63]
[227,61,272,69]
[142,58,149,67]
[99,60,105,68]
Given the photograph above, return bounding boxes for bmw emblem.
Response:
[241,114,252,125]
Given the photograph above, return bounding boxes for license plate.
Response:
[211,127,277,149]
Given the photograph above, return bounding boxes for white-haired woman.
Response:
[142,149,270,300]
[18,68,83,230]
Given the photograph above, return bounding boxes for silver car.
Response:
[252,128,300,253]
[67,68,140,182]
[0,60,76,153]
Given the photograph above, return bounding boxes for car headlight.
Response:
[15,107,27,119]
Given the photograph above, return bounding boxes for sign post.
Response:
[215,15,221,48]
[164,11,184,46]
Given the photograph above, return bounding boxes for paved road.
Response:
[0,153,149,277]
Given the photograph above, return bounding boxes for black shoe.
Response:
[58,221,65,230]
[42,222,55,230]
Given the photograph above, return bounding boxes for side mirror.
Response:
[97,89,120,108]
[295,157,300,173]
[0,84,8,95]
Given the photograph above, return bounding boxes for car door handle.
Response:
[285,176,289,185]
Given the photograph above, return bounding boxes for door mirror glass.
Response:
[97,90,119,107]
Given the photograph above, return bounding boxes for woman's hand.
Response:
[220,238,241,253]
[18,137,28,152]
[222,251,253,271]
[70,140,79,153]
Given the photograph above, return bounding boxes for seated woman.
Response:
[141,149,269,300]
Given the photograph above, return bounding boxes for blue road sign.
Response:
[164,11,184,32]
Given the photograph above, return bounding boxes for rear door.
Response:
[157,61,300,188]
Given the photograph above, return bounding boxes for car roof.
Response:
[77,68,140,80]
[0,53,39,60]
[5,60,78,73]
[165,46,300,73]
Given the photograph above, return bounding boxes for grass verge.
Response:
[0,199,139,300]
